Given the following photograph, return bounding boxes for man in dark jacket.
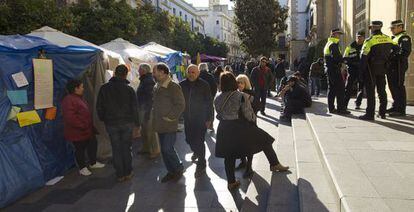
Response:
[324,28,349,114]
[279,77,312,122]
[359,21,398,120]
[309,58,324,96]
[136,63,159,158]
[180,64,214,178]
[251,57,273,115]
[199,63,217,131]
[96,64,139,182]
[387,20,412,116]
[245,58,257,77]
[343,31,365,109]
[274,58,286,94]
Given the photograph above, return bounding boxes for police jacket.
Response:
[179,78,214,125]
[343,41,363,75]
[324,37,343,74]
[391,31,412,72]
[360,30,397,77]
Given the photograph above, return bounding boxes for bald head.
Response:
[187,64,200,82]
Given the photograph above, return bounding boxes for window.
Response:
[179,11,182,17]
[191,18,194,30]
[173,8,176,15]
[216,20,219,25]
[185,14,187,22]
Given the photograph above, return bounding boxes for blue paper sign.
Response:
[7,90,28,105]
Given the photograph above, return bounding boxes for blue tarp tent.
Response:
[0,35,99,208]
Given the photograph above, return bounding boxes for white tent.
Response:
[101,38,159,90]
[140,42,179,57]
[28,26,125,72]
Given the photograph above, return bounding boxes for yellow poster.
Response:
[16,110,42,127]
[33,59,54,109]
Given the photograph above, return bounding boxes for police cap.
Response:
[390,20,404,27]
[356,31,365,37]
[331,28,344,35]
[369,21,383,28]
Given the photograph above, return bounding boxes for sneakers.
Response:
[79,167,92,176]
[227,180,241,191]
[89,162,105,169]
[329,109,337,114]
[336,110,351,115]
[270,164,289,172]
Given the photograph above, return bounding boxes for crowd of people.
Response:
[59,18,411,192]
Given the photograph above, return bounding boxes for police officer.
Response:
[359,21,398,120]
[323,28,350,114]
[387,20,412,116]
[343,31,366,110]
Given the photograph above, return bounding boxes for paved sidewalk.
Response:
[306,97,414,211]
[4,96,286,212]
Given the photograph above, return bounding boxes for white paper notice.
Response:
[11,72,29,88]
[33,59,54,109]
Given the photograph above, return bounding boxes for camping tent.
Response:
[28,26,119,159]
[0,35,100,207]
[101,38,158,89]
[28,26,125,72]
[140,42,183,69]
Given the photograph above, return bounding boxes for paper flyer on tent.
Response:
[33,58,54,109]
[7,90,28,105]
[11,72,29,88]
[7,106,21,121]
[16,110,41,127]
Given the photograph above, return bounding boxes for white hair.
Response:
[198,63,209,72]
[139,63,152,74]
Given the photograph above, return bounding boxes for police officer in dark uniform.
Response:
[323,28,350,114]
[359,21,398,120]
[343,31,366,110]
[387,20,412,116]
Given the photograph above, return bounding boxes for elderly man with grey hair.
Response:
[179,64,214,178]
[136,63,160,158]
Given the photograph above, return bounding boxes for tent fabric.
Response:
[101,38,158,90]
[28,26,125,71]
[28,26,116,159]
[140,42,183,70]
[0,35,99,208]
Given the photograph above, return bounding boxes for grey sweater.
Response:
[214,91,256,122]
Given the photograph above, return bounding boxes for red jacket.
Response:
[61,94,93,142]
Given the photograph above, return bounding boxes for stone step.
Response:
[266,121,300,212]
[291,114,339,212]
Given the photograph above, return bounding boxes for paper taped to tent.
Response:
[0,35,106,208]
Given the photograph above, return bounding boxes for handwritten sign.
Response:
[33,59,54,109]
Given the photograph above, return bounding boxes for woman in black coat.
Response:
[215,72,289,190]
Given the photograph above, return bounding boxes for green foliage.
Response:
[0,0,76,35]
[0,0,229,58]
[234,0,288,57]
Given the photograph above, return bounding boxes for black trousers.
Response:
[365,75,387,117]
[72,138,97,169]
[344,73,359,109]
[327,73,346,111]
[184,122,207,167]
[224,143,279,183]
[256,88,268,112]
[387,68,407,113]
[284,99,306,118]
[355,80,365,107]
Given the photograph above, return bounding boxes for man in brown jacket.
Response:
[152,63,186,183]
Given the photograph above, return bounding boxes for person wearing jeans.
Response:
[152,63,186,183]
[309,58,324,96]
[62,79,105,176]
[250,57,273,115]
[97,65,140,182]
